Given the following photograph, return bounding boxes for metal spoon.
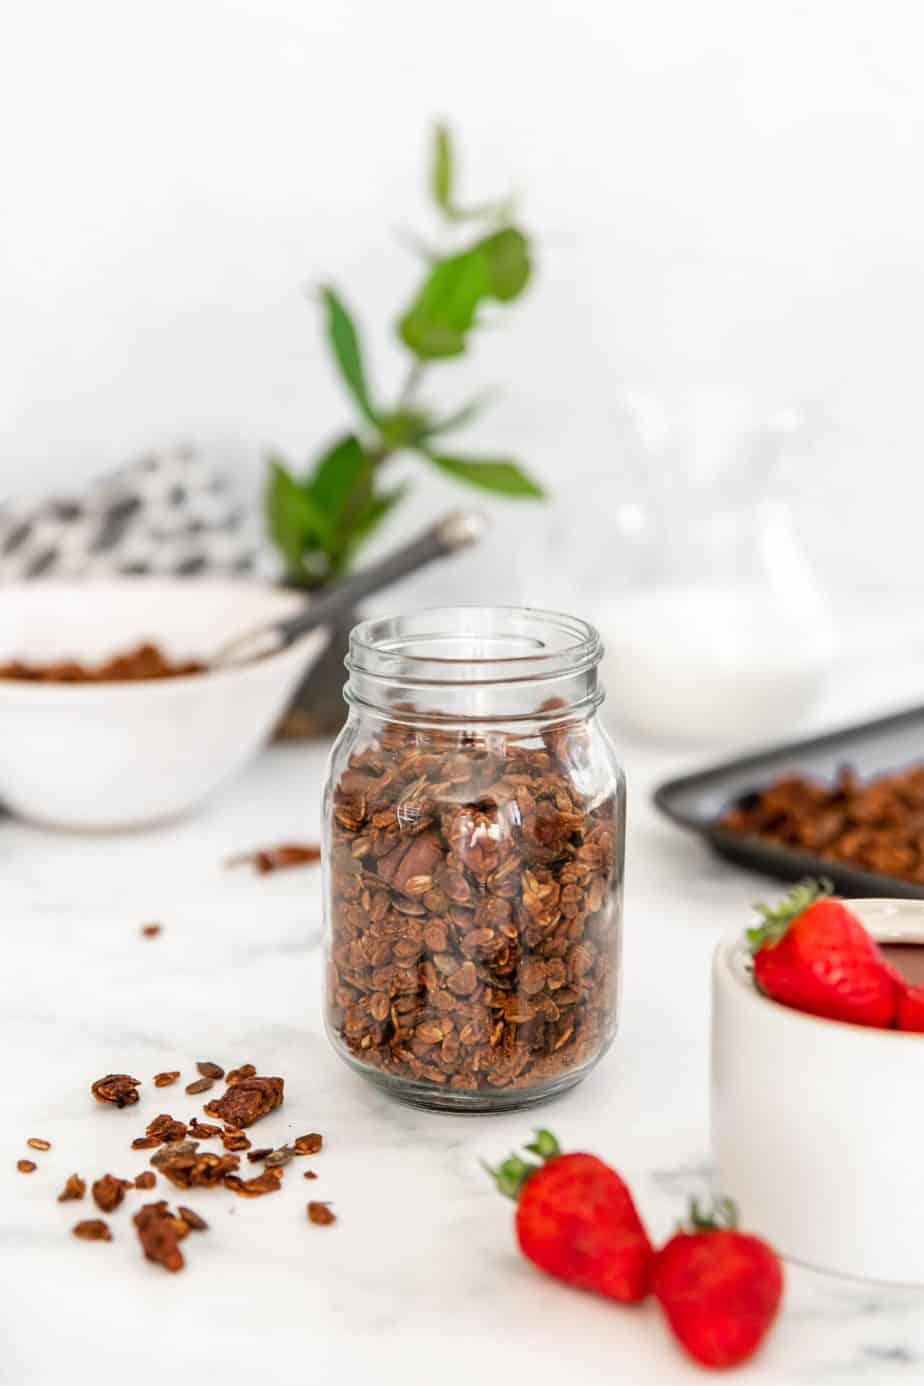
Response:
[213,509,488,667]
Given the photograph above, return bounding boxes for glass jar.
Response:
[321,607,625,1112]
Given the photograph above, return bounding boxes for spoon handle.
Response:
[217,510,488,666]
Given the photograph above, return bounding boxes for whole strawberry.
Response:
[653,1198,783,1369]
[484,1130,653,1302]
[748,880,899,1028]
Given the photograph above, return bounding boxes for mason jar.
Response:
[321,607,625,1112]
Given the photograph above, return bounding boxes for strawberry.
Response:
[748,879,899,1028]
[896,983,924,1032]
[652,1198,783,1369]
[484,1130,654,1302]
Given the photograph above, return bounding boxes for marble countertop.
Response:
[6,673,924,1386]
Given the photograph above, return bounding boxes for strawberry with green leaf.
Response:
[748,880,900,1028]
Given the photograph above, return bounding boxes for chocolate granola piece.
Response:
[203,1076,284,1128]
[58,1174,86,1202]
[177,1206,208,1231]
[187,1118,223,1140]
[153,1071,180,1088]
[307,1201,336,1225]
[196,1061,225,1080]
[293,1133,323,1156]
[221,1128,251,1152]
[146,1114,188,1144]
[132,1137,161,1150]
[185,1077,214,1095]
[134,1202,185,1272]
[134,1172,157,1190]
[92,1174,132,1213]
[91,1074,141,1108]
[246,1147,273,1163]
[73,1219,111,1241]
[225,843,322,874]
[223,1169,283,1197]
[153,1143,239,1190]
[224,1064,256,1085]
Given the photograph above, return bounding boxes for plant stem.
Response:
[397,360,426,410]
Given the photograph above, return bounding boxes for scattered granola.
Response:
[91,1074,141,1108]
[325,721,621,1096]
[153,1071,180,1088]
[58,1174,86,1202]
[185,1077,214,1096]
[307,1201,336,1225]
[146,1114,188,1144]
[226,843,322,874]
[718,764,924,886]
[293,1133,323,1155]
[73,1219,111,1241]
[187,1119,222,1140]
[203,1075,284,1128]
[141,923,162,938]
[264,1148,293,1168]
[303,1170,318,1180]
[221,1128,251,1152]
[17,1159,36,1173]
[225,1064,256,1085]
[152,1142,239,1190]
[223,1169,283,1198]
[134,1172,157,1190]
[92,1174,132,1213]
[177,1206,208,1231]
[246,1148,273,1163]
[27,1138,51,1151]
[134,1202,187,1272]
[196,1061,225,1080]
[132,1137,161,1150]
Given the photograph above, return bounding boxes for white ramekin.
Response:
[712,898,924,1285]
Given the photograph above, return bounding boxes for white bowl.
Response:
[0,579,328,829]
[713,899,924,1285]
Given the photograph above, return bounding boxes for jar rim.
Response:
[347,605,602,686]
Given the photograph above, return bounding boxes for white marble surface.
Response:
[6,677,924,1385]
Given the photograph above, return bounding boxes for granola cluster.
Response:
[326,719,621,1097]
[719,764,924,885]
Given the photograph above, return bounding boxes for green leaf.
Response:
[524,1130,561,1161]
[377,409,432,450]
[420,393,492,439]
[346,483,409,555]
[265,458,334,581]
[422,450,544,499]
[320,286,377,425]
[398,227,531,359]
[307,433,371,521]
[431,123,453,214]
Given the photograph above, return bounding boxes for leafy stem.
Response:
[266,123,546,589]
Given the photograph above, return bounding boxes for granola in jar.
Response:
[322,608,625,1111]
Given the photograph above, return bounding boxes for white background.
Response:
[2,0,923,613]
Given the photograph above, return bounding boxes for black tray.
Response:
[652,702,924,899]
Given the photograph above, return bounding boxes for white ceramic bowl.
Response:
[713,899,924,1285]
[0,580,328,829]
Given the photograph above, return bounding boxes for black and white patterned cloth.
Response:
[0,449,262,581]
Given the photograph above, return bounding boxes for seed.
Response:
[141,923,162,938]
[185,1077,214,1095]
[196,1061,225,1080]
[27,1138,51,1151]
[17,1160,36,1173]
[264,1148,293,1168]
[303,1170,318,1180]
[132,1137,161,1150]
[307,1201,336,1225]
[73,1219,111,1241]
[153,1071,180,1087]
